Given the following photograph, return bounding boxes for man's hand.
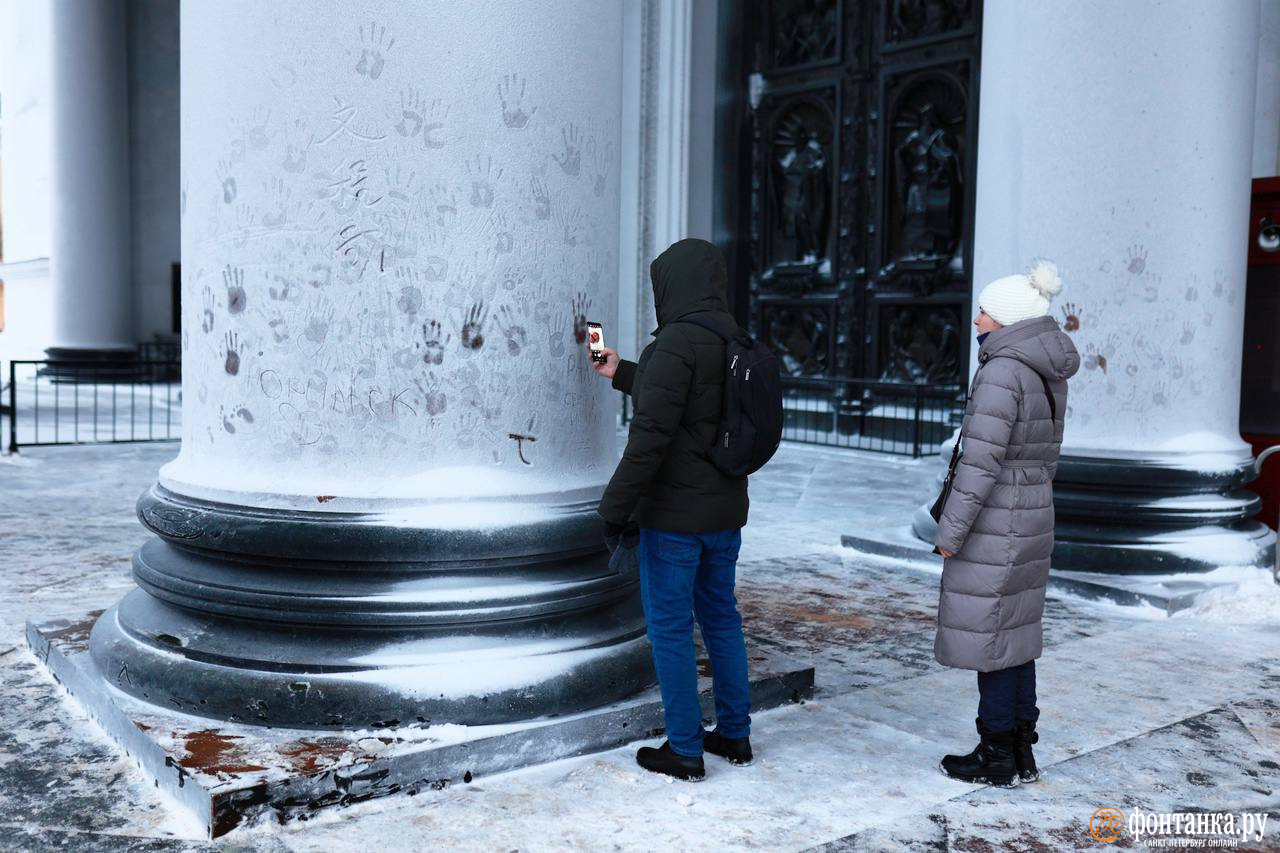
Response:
[939,548,955,558]
[590,345,621,380]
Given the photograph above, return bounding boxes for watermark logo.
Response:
[1091,807,1126,842]
[1089,807,1270,847]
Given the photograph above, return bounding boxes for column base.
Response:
[89,484,657,729]
[35,609,813,838]
[910,452,1277,575]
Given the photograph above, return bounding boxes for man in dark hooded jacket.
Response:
[592,238,752,781]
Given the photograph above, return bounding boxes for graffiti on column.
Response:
[183,12,620,490]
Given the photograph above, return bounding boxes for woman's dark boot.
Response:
[940,718,1018,787]
[1012,720,1040,782]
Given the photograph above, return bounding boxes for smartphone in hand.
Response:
[588,321,606,363]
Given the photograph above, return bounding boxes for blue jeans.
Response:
[977,660,1039,733]
[638,527,752,757]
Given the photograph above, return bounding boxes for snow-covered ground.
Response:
[1,439,1278,851]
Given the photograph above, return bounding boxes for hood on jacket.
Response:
[979,315,1081,381]
[650,239,730,330]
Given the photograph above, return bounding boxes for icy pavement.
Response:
[2,440,1279,851]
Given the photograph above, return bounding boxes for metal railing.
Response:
[6,358,182,452]
[620,376,963,457]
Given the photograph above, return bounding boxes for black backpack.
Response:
[674,314,784,477]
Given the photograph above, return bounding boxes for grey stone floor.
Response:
[2,440,1279,851]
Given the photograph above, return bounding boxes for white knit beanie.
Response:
[978,260,1063,326]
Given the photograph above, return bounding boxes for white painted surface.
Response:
[166,0,623,509]
[0,0,53,264]
[48,0,133,350]
[0,0,55,363]
[616,1,645,363]
[973,0,1258,459]
[1254,0,1280,177]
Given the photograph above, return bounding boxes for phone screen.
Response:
[588,321,606,363]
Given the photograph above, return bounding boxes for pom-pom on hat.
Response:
[977,260,1063,326]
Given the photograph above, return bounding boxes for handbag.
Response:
[929,424,965,523]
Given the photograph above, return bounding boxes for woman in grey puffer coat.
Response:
[933,260,1080,788]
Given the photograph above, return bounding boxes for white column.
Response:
[968,0,1273,571]
[167,0,623,510]
[89,0,648,729]
[48,0,133,351]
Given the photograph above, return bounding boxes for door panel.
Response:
[726,0,982,388]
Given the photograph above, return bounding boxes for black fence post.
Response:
[7,360,16,454]
[912,384,925,458]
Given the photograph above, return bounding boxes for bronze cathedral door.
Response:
[718,0,983,407]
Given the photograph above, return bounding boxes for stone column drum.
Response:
[46,0,135,367]
[89,0,651,727]
[914,0,1275,573]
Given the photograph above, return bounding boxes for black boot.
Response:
[1012,720,1040,782]
[704,730,753,766]
[939,719,1018,787]
[636,741,705,781]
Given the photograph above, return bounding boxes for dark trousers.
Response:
[977,660,1038,733]
[637,527,752,757]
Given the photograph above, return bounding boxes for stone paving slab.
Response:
[27,608,813,839]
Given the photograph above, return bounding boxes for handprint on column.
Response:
[394,268,424,316]
[223,332,242,376]
[217,160,237,204]
[353,20,394,81]
[527,176,552,220]
[587,137,614,197]
[421,319,451,365]
[553,123,583,176]
[201,285,217,333]
[572,292,592,344]
[498,74,538,129]
[222,265,247,314]
[414,373,448,417]
[548,314,568,358]
[497,305,528,356]
[459,301,489,351]
[466,154,502,209]
[556,204,585,247]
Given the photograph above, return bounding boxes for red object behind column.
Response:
[1242,177,1280,530]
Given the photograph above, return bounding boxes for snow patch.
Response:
[1172,566,1280,623]
[1134,526,1268,567]
[330,644,618,699]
